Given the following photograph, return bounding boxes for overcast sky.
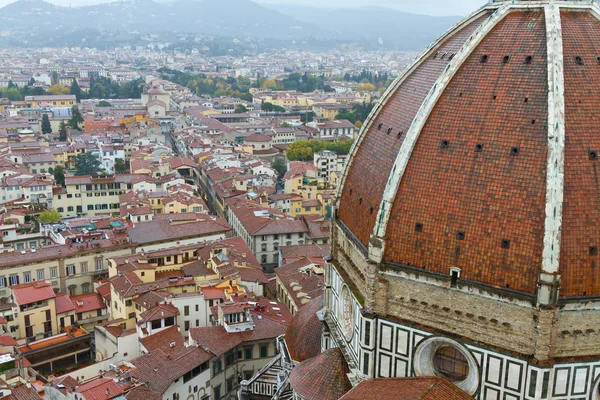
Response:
[0,0,484,16]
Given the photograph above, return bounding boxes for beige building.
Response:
[10,281,59,341]
[0,238,135,303]
[54,174,139,218]
[24,95,77,108]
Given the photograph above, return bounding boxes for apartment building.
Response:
[10,281,59,341]
[0,237,135,301]
[54,174,138,218]
[226,198,308,272]
[24,95,77,108]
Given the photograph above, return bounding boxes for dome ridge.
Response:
[336,0,600,297]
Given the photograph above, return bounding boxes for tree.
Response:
[58,121,68,142]
[3,88,23,101]
[70,78,82,101]
[48,165,65,186]
[48,84,70,95]
[97,100,112,107]
[74,152,102,176]
[69,106,84,129]
[335,109,358,124]
[38,209,61,224]
[287,141,315,161]
[234,104,248,114]
[41,114,52,134]
[272,159,287,180]
[357,83,376,92]
[7,80,15,89]
[115,158,126,174]
[261,102,274,112]
[28,77,35,86]
[281,122,292,128]
[286,140,355,161]
[260,79,277,90]
[239,93,253,102]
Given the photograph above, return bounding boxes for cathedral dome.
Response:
[337,0,600,297]
[284,294,323,362]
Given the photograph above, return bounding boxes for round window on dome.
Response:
[414,337,479,395]
[432,346,469,382]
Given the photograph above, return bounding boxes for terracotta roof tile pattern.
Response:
[71,293,105,313]
[284,295,324,362]
[0,384,42,400]
[131,346,212,395]
[11,282,56,306]
[383,11,549,293]
[559,11,600,296]
[139,303,180,323]
[140,325,185,354]
[338,12,491,247]
[289,347,352,400]
[124,385,162,400]
[190,313,287,356]
[339,377,473,400]
[74,378,124,400]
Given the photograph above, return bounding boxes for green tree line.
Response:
[287,140,354,161]
[0,77,145,102]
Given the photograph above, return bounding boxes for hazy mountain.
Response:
[0,0,322,38]
[0,0,460,50]
[268,4,462,50]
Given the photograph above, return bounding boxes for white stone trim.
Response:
[541,3,566,275]
[372,4,514,239]
[334,6,496,202]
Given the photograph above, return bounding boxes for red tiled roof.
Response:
[284,295,324,362]
[140,325,185,354]
[245,133,272,142]
[289,348,352,400]
[71,293,105,313]
[96,283,111,301]
[131,346,212,395]
[139,303,179,323]
[126,214,230,245]
[0,383,42,400]
[0,336,18,346]
[339,377,473,400]
[190,313,287,356]
[74,378,123,400]
[11,282,55,306]
[124,385,161,400]
[55,293,76,314]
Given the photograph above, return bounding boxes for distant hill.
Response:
[0,0,322,38]
[268,4,462,50]
[0,0,460,50]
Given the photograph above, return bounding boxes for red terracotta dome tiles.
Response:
[337,12,491,247]
[383,11,549,293]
